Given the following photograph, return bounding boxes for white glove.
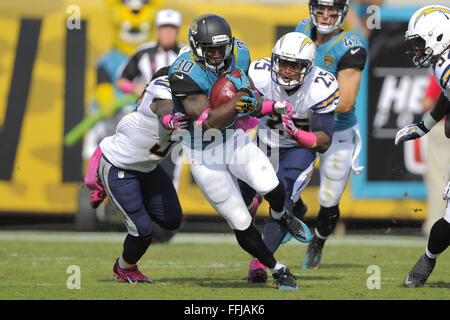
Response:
[443,181,450,200]
[394,121,428,145]
[273,100,293,117]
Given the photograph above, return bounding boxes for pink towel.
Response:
[84,145,106,208]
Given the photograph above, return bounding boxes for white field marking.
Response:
[0,231,428,247]
[0,231,126,243]
[20,283,60,286]
[172,233,428,248]
[139,260,246,270]
[0,283,61,287]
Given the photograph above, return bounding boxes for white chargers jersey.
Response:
[433,49,450,99]
[251,58,339,148]
[100,75,175,172]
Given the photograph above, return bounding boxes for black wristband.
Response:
[417,121,429,133]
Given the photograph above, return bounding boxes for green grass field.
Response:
[0,231,448,300]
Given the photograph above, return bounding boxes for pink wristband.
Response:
[195,108,211,127]
[261,101,275,115]
[162,114,172,128]
[121,80,134,93]
[294,129,317,149]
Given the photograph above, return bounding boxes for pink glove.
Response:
[90,189,106,209]
[162,114,189,130]
[282,115,316,149]
[84,145,106,208]
[236,115,260,132]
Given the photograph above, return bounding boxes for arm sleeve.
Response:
[310,111,335,141]
[430,92,450,122]
[337,47,367,71]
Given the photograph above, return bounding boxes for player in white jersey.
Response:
[84,66,188,284]
[239,32,339,283]
[394,5,450,287]
[100,71,183,173]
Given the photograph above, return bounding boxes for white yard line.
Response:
[0,230,428,247]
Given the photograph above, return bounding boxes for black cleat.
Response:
[276,211,311,243]
[272,266,298,290]
[403,254,436,288]
[282,200,309,244]
[302,234,326,269]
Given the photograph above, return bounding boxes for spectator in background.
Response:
[422,72,449,236]
[116,9,184,97]
[115,8,185,190]
[82,0,160,161]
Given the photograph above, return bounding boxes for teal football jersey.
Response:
[169,38,251,149]
[295,18,367,131]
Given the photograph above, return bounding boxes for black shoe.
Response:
[272,266,298,290]
[404,254,436,288]
[276,211,311,243]
[302,234,325,269]
[281,201,308,244]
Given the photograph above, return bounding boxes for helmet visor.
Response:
[271,54,312,88]
[405,34,433,67]
[201,44,228,66]
[310,3,346,34]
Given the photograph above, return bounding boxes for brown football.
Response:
[209,70,241,108]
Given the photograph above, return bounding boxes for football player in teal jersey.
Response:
[291,0,367,269]
[168,14,311,290]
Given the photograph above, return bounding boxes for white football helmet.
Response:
[271,32,316,90]
[405,5,450,67]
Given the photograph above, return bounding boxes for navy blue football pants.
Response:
[239,144,316,253]
[99,156,182,264]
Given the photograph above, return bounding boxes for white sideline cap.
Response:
[156,9,182,27]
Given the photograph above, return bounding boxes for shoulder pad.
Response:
[147,75,172,100]
[233,38,251,72]
[435,50,450,90]
[295,18,313,33]
[249,58,272,94]
[306,67,339,113]
[341,31,365,49]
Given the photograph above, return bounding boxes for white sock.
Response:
[270,261,285,273]
[118,256,135,269]
[315,228,328,240]
[425,247,440,260]
[270,208,284,220]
